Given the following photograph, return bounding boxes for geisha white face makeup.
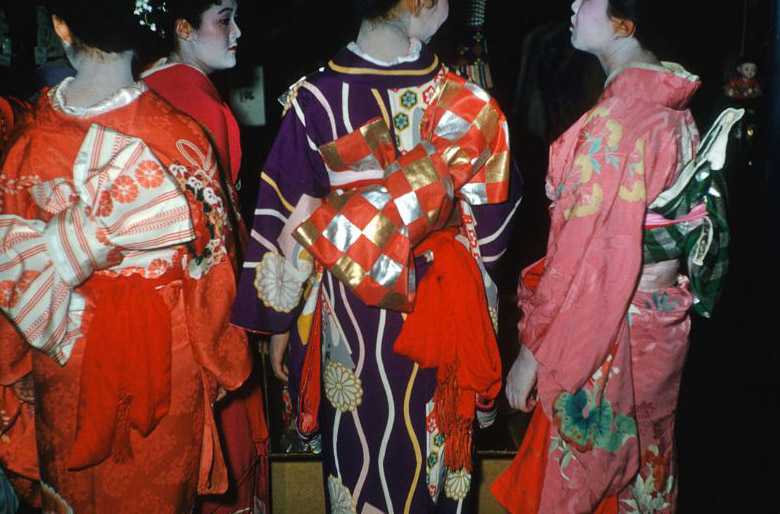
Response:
[409,0,449,43]
[184,0,241,74]
[569,0,616,54]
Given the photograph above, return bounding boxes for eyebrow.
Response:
[218,7,233,14]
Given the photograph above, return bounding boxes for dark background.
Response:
[1,1,778,512]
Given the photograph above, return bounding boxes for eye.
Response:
[220,17,230,26]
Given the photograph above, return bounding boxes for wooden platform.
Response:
[270,456,513,513]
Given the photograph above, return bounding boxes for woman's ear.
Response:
[611,17,636,39]
[174,18,196,41]
[409,0,435,16]
[52,15,73,46]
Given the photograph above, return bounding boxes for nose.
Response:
[571,0,581,14]
[232,18,242,40]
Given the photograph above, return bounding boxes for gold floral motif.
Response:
[323,361,363,413]
[564,184,604,220]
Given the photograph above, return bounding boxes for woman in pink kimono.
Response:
[493,0,705,511]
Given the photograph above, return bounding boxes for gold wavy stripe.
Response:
[260,171,294,212]
[403,363,422,514]
[329,56,439,76]
[371,89,391,129]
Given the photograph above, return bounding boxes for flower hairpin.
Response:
[133,0,168,36]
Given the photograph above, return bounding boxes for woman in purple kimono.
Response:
[232,0,521,511]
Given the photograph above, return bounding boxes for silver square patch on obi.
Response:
[323,213,362,252]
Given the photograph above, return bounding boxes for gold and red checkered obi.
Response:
[294,73,510,311]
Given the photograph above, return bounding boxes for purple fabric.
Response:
[231,43,520,512]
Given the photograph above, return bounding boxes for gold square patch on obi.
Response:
[403,157,440,191]
[363,211,397,248]
[441,145,470,169]
[319,140,348,172]
[473,103,500,145]
[485,151,510,184]
[294,219,323,248]
[361,118,394,156]
[333,254,367,288]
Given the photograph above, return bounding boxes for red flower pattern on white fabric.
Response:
[135,160,165,189]
[110,175,139,204]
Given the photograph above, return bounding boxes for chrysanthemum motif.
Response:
[323,361,363,413]
[326,475,356,514]
[134,160,165,188]
[254,252,306,313]
[110,175,139,204]
[444,468,472,500]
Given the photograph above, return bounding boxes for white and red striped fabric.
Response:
[0,124,195,364]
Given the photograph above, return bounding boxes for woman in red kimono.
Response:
[142,0,243,184]
[493,0,703,512]
[142,2,269,513]
[0,1,250,511]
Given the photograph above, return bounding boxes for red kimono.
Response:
[0,79,250,513]
[493,63,700,513]
[144,59,269,514]
[143,60,243,183]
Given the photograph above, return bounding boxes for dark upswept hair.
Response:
[354,0,402,21]
[354,0,439,21]
[607,0,675,58]
[162,0,223,32]
[144,0,223,55]
[46,0,149,53]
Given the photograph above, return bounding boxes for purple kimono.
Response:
[232,41,521,513]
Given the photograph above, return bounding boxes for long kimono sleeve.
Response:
[521,109,681,394]
[231,96,330,333]
[470,159,523,271]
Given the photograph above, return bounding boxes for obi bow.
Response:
[293,73,510,311]
[0,123,195,364]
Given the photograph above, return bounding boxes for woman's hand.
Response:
[505,344,538,412]
[12,373,35,405]
[270,332,291,383]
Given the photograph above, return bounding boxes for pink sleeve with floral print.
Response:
[520,101,686,394]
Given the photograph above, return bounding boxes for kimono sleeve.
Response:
[470,159,523,271]
[0,133,37,385]
[231,96,330,333]
[521,112,681,394]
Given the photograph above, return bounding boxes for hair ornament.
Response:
[134,0,168,36]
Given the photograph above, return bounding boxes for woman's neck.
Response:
[356,19,412,63]
[597,38,659,77]
[65,51,135,108]
[168,49,211,75]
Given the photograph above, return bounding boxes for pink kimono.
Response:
[493,63,700,513]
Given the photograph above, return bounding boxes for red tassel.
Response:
[433,365,474,472]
